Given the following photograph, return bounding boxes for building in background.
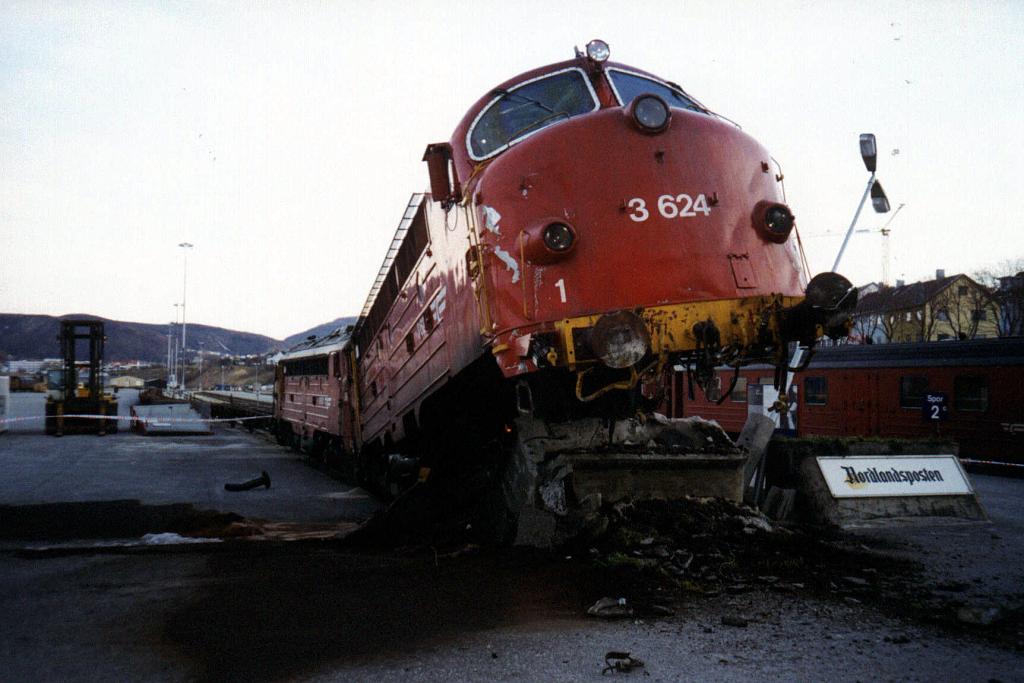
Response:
[995,271,1024,338]
[852,271,1000,343]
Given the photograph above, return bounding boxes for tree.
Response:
[930,281,985,339]
[852,313,885,343]
[973,258,1024,338]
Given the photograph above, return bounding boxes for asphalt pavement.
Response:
[0,393,1022,682]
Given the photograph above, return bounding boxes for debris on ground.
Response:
[957,606,1003,626]
[602,651,645,675]
[587,597,633,619]
[224,470,271,492]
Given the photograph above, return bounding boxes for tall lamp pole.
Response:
[832,134,891,273]
[173,303,181,389]
[178,242,194,392]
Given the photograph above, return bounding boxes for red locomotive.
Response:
[276,40,854,493]
[671,338,1024,463]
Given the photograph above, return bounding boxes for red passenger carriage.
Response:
[672,338,1024,463]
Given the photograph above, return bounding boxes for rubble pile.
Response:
[579,496,900,606]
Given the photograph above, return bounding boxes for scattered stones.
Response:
[602,651,645,674]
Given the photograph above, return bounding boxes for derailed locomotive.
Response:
[275,41,855,507]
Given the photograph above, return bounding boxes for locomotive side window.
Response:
[954,376,989,411]
[804,377,828,405]
[606,69,700,111]
[468,68,599,160]
[899,376,929,408]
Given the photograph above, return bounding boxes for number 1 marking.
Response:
[555,278,567,303]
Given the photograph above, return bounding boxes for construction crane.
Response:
[856,202,906,286]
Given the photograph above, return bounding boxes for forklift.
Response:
[44,320,118,436]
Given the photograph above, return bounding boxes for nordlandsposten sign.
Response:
[816,456,973,498]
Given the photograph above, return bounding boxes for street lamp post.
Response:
[198,341,204,391]
[832,134,891,273]
[166,321,173,388]
[172,303,181,390]
[178,242,194,392]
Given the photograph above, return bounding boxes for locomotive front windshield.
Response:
[607,68,701,112]
[468,68,599,160]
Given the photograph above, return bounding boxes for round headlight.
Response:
[765,205,794,236]
[586,39,610,63]
[591,311,651,369]
[632,95,671,133]
[543,223,575,252]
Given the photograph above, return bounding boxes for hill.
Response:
[282,316,358,349]
[0,313,283,362]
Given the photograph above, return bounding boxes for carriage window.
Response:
[954,376,988,411]
[805,377,828,405]
[607,69,701,111]
[899,376,929,408]
[468,68,599,160]
[705,374,723,402]
[730,377,748,402]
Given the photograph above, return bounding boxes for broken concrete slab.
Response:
[503,415,747,547]
[737,413,776,505]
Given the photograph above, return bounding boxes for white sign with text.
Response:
[816,455,973,498]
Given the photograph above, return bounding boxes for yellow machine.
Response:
[44,320,118,436]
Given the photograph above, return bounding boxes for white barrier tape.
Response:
[0,414,271,425]
[959,458,1024,469]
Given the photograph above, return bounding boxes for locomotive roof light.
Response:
[585,39,610,63]
[543,223,575,252]
[859,133,877,173]
[628,94,671,134]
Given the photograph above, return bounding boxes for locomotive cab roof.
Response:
[448,51,714,182]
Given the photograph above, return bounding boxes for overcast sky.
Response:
[2,1,1022,340]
